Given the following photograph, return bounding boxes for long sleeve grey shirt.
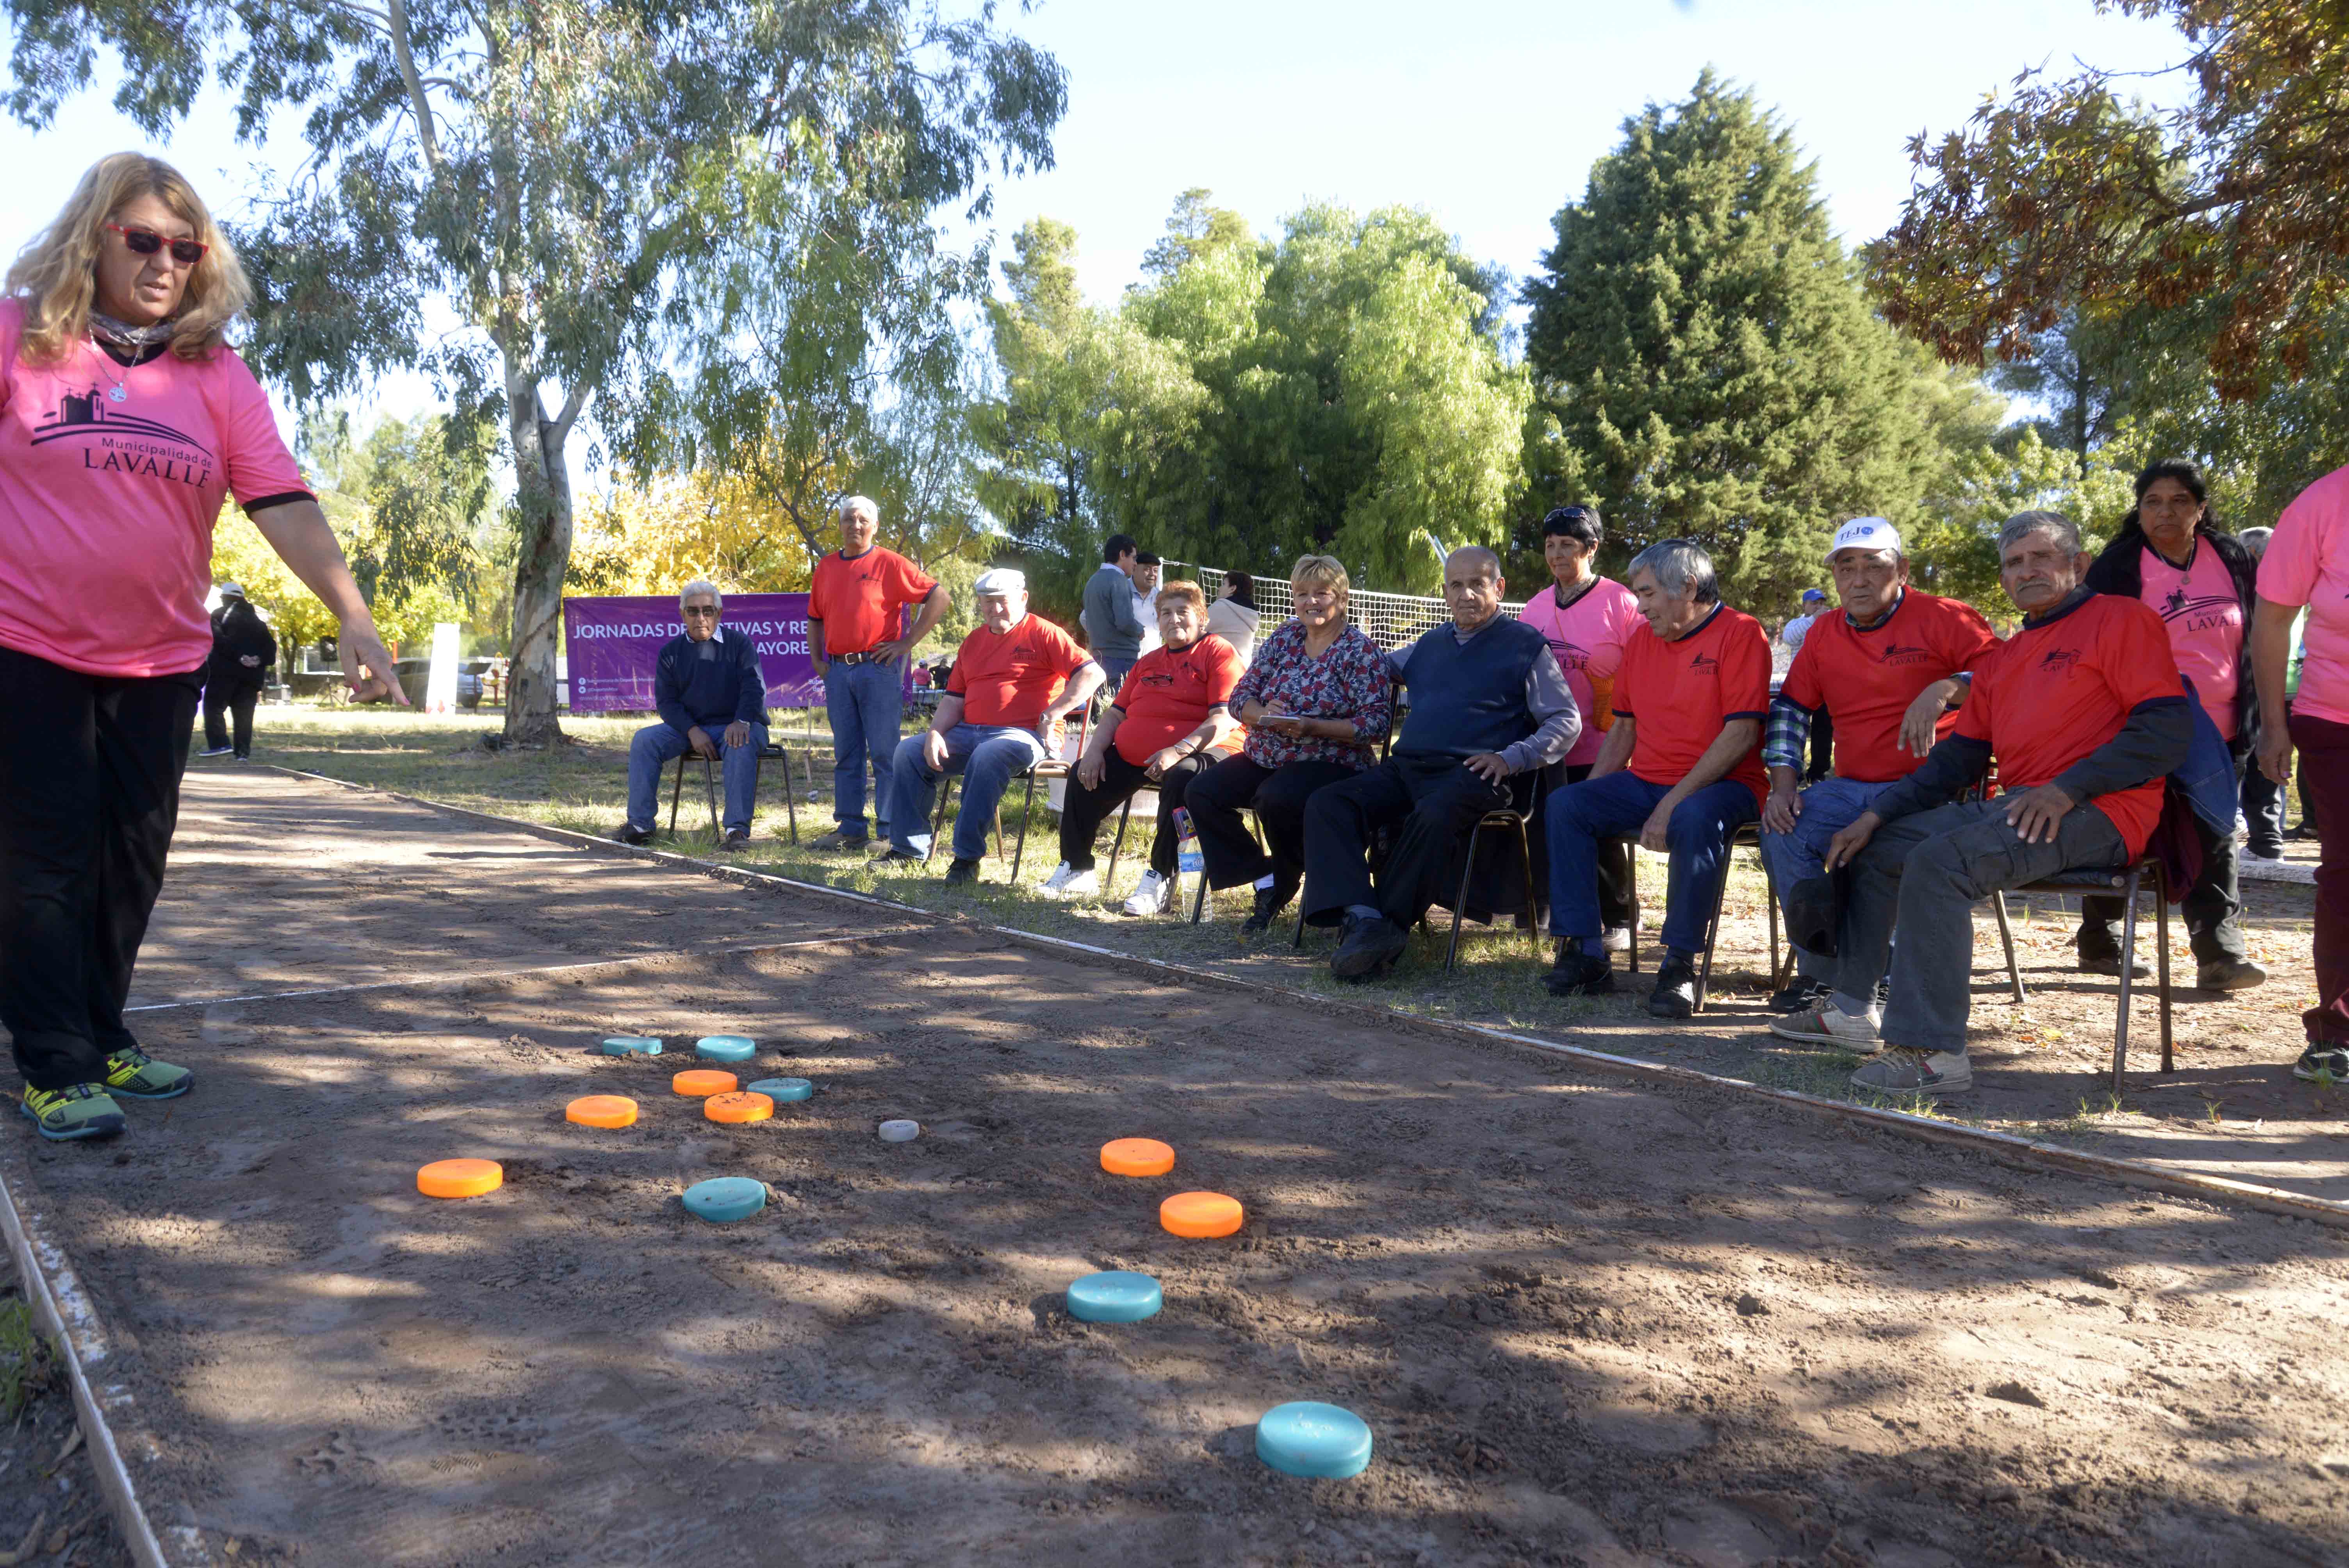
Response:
[1384,619,1582,774]
[1080,564,1145,660]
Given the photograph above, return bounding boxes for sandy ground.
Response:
[0,1256,130,1567]
[9,772,2349,1565]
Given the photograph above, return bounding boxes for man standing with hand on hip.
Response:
[807,495,950,852]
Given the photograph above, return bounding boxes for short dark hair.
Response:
[1102,534,1137,563]
[1135,551,1160,567]
[1542,504,1603,546]
[1224,569,1255,609]
[2134,457,2207,506]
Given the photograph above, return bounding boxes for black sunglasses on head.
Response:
[105,223,207,267]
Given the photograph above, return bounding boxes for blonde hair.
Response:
[1290,553,1351,601]
[6,153,252,366]
[1157,579,1208,613]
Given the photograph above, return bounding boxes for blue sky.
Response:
[0,0,2190,464]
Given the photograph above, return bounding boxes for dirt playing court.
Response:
[12,772,2349,1565]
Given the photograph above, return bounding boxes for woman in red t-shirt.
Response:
[1044,581,1242,914]
[0,155,403,1142]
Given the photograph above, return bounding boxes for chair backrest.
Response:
[1382,679,1404,763]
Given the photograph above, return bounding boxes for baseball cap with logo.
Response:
[1825,516,1902,562]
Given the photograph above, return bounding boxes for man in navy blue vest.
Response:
[1301,546,1581,978]
[611,580,771,850]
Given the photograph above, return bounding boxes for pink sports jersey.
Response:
[2262,463,2349,729]
[2138,536,2244,740]
[0,299,310,678]
[1516,574,1641,766]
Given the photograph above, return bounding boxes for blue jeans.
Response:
[626,720,768,835]
[888,725,1048,860]
[824,659,904,840]
[1093,656,1135,700]
[1758,776,1898,980]
[1545,770,1759,955]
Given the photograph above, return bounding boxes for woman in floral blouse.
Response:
[1183,554,1394,934]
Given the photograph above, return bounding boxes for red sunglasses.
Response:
[104,223,207,267]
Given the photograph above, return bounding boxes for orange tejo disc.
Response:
[1100,1137,1175,1177]
[703,1091,774,1125]
[671,1069,738,1098]
[417,1158,503,1199]
[565,1094,638,1129]
[1159,1190,1244,1238]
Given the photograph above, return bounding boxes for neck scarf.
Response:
[88,311,178,353]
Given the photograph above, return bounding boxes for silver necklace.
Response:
[86,337,131,404]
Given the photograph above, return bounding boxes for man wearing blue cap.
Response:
[1780,588,1829,654]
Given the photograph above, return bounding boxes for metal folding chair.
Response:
[1004,712,1092,884]
[666,751,720,840]
[1990,858,2173,1093]
[1611,822,1783,1013]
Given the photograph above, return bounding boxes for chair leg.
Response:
[1625,845,1641,975]
[1992,890,2025,1003]
[700,756,721,839]
[1444,822,1484,973]
[1191,870,1210,925]
[1516,817,1540,961]
[779,750,798,845]
[1761,852,1785,990]
[1011,772,1041,884]
[667,753,684,837]
[1694,838,1736,1014]
[2155,876,2174,1074]
[1106,798,1134,890]
[2111,868,2140,1094]
[925,775,956,865]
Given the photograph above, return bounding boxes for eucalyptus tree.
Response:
[5,0,1064,741]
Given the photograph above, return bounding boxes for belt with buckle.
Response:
[834,649,885,666]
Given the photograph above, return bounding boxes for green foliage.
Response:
[0,1295,50,1419]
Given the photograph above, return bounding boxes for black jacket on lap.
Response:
[2081,520,2260,755]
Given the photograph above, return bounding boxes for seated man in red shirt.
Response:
[881,568,1101,882]
[1046,581,1243,914]
[1772,511,2191,1095]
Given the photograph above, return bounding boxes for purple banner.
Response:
[562,594,911,712]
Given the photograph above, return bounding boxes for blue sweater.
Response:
[654,627,768,735]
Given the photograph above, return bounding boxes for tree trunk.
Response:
[502,366,576,746]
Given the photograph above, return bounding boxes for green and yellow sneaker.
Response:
[101,1047,192,1100]
[21,1084,127,1142]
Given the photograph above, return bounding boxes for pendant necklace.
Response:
[87,337,131,404]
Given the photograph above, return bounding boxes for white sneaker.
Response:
[1122,871,1171,917]
[1041,863,1099,898]
[1767,1002,1883,1049]
[1602,926,1632,953]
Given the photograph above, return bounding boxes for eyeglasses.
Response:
[682,605,720,618]
[104,224,208,267]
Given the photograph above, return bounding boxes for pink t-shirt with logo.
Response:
[0,299,310,678]
[2261,463,2349,728]
[2139,534,2245,740]
[1516,574,1641,766]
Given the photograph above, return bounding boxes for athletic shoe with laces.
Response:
[716,829,751,852]
[1850,1048,1971,1096]
[1041,862,1098,898]
[1122,871,1172,917]
[197,745,232,758]
[103,1046,192,1099]
[20,1083,126,1142]
[2293,1044,2349,1083]
[1601,925,1632,954]
[1768,1001,1882,1049]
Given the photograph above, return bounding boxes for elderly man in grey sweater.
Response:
[1080,533,1146,694]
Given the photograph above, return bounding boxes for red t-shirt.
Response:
[946,613,1090,729]
[1614,603,1772,806]
[1779,590,2000,782]
[1112,634,1243,764]
[807,545,936,656]
[1956,593,2184,857]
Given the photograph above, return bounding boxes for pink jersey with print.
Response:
[2261,463,2349,728]
[0,299,310,678]
[1515,575,1641,766]
[2140,537,2244,739]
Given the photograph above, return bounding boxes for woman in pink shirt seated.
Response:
[2078,458,2265,994]
[0,154,404,1143]
[1515,504,1642,950]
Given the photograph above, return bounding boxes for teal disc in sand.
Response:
[681,1177,766,1223]
[1255,1402,1372,1479]
[1065,1271,1162,1324]
[695,1035,756,1062]
[601,1036,662,1056]
[747,1077,813,1102]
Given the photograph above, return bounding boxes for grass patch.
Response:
[0,1295,53,1419]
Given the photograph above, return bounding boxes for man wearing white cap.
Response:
[1756,517,2000,1012]
[879,568,1103,882]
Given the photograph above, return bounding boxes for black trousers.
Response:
[2241,702,2320,853]
[0,645,201,1089]
[2081,755,2244,966]
[1185,755,1359,895]
[203,678,260,756]
[1058,750,1215,875]
[1301,751,1512,929]
[1563,761,1637,931]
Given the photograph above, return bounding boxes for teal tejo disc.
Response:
[1066,1271,1162,1324]
[1255,1402,1372,1478]
[747,1077,812,1102]
[682,1177,766,1223]
[601,1036,661,1056]
[695,1035,756,1062]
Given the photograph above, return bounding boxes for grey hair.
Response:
[679,579,722,610]
[1444,543,1502,580]
[1997,510,2081,558]
[2238,525,2273,560]
[837,494,879,525]
[1625,538,1719,604]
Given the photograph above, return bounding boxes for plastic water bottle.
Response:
[1174,807,1204,877]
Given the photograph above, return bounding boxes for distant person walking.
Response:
[198,583,274,760]
[1080,533,1146,692]
[806,495,950,852]
[0,153,404,1142]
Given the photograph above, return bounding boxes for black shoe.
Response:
[1331,913,1408,979]
[1647,953,1698,1019]
[2197,956,2266,992]
[1542,946,1616,997]
[1240,884,1291,935]
[945,857,981,885]
[869,846,924,865]
[1766,977,1832,1014]
[716,829,750,852]
[612,824,652,846]
[2076,950,2152,980]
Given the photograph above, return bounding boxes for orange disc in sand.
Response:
[417,1158,503,1199]
[565,1094,638,1129]
[1100,1137,1175,1177]
[671,1069,738,1098]
[1159,1190,1244,1238]
[704,1091,774,1125]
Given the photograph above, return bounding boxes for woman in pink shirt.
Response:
[0,154,403,1142]
[2076,459,2265,994]
[1516,504,1642,948]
